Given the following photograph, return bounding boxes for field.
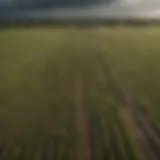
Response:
[0,26,160,160]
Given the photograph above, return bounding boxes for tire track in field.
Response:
[97,49,160,160]
[71,72,92,160]
[83,30,160,160]
[98,49,160,160]
[67,30,93,160]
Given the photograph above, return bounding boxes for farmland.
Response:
[0,26,160,159]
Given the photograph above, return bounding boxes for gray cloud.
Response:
[1,0,160,20]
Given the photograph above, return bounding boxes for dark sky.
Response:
[1,0,160,19]
[0,0,111,8]
[1,0,160,8]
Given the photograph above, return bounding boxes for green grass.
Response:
[0,26,160,159]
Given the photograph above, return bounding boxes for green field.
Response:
[0,27,160,160]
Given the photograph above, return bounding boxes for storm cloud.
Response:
[1,0,160,20]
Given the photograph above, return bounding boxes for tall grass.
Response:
[0,26,160,159]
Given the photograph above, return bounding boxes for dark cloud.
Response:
[0,0,160,20]
[0,0,113,9]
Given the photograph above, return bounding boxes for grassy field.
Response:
[0,26,160,159]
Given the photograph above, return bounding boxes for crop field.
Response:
[0,26,160,160]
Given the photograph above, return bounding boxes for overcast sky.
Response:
[1,0,160,19]
[0,0,160,7]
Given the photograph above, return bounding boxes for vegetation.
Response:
[0,26,160,159]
